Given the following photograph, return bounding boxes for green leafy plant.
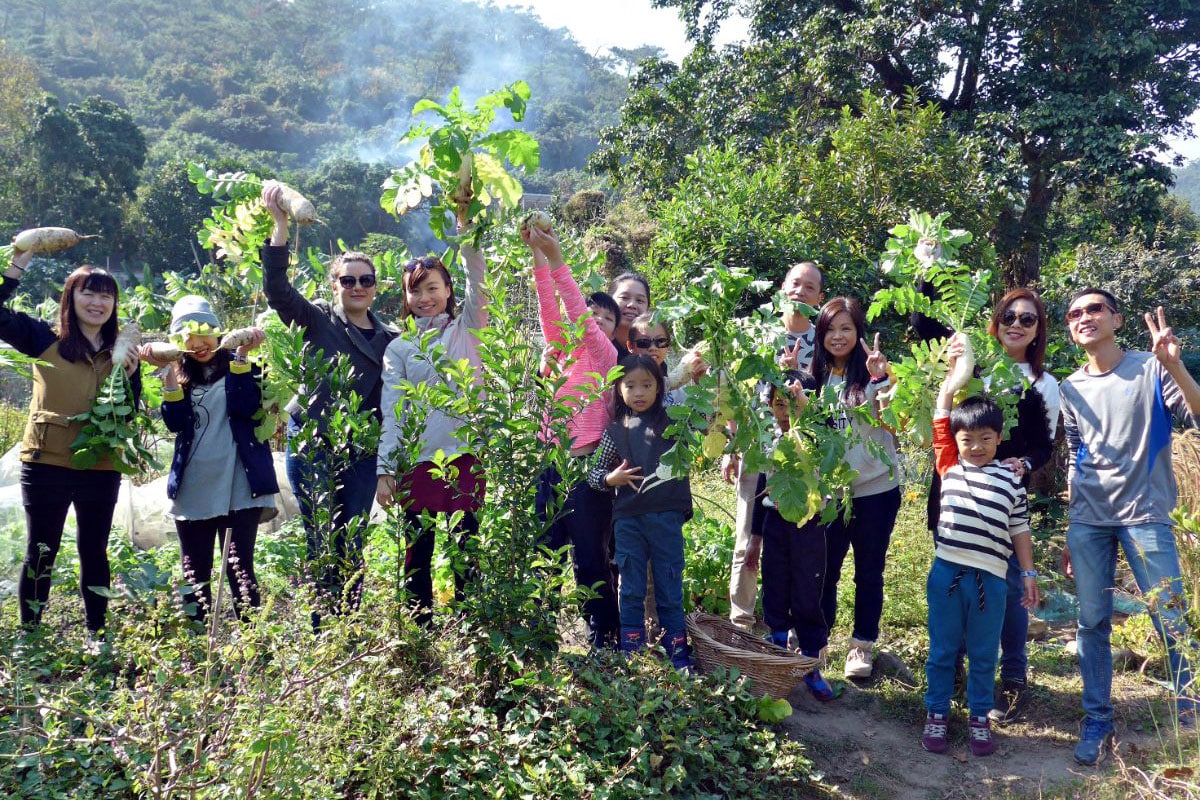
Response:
[868,211,1025,447]
[382,82,540,241]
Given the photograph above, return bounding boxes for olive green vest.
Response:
[21,341,117,471]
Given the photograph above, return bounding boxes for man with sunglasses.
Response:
[260,181,398,625]
[1060,288,1200,765]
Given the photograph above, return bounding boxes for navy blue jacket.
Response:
[161,361,279,500]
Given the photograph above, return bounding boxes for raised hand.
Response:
[235,327,266,358]
[527,227,563,267]
[1145,306,1183,367]
[860,332,888,378]
[779,339,802,370]
[261,180,289,244]
[605,458,643,489]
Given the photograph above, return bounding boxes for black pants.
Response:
[19,462,121,632]
[760,505,829,655]
[403,509,478,626]
[535,466,619,646]
[176,508,261,622]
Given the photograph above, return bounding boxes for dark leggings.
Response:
[403,509,479,626]
[821,486,902,642]
[176,508,262,622]
[19,463,121,633]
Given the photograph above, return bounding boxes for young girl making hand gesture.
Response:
[587,355,693,669]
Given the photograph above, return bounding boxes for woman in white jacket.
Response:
[375,242,488,624]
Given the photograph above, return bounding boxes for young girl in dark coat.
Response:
[141,296,278,621]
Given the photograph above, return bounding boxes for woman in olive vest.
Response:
[1,247,140,648]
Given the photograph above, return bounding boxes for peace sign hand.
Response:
[1145,306,1183,367]
[860,332,888,378]
[779,340,802,370]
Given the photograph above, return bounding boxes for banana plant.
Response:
[381,82,540,243]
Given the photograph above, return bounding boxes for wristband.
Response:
[1019,569,1038,579]
[233,352,248,364]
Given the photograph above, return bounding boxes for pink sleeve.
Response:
[533,265,564,346]
[552,265,616,371]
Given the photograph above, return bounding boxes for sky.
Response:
[492,0,1199,164]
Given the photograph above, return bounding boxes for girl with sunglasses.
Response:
[260,182,398,623]
[374,233,489,625]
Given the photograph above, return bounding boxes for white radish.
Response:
[218,328,258,350]
[275,184,319,226]
[145,341,186,361]
[943,332,974,395]
[13,227,99,254]
[520,210,552,233]
[112,323,141,365]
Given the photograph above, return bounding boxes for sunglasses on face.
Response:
[1001,310,1039,329]
[337,275,377,289]
[404,256,441,272]
[633,337,671,349]
[1065,302,1114,322]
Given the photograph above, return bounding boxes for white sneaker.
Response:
[844,638,874,679]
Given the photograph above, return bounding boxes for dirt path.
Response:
[779,661,1180,800]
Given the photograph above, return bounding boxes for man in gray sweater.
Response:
[1060,288,1200,766]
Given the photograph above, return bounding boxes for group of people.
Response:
[4,198,1198,766]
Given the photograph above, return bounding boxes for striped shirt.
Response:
[932,415,1030,579]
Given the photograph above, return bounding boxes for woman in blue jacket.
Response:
[141,296,279,622]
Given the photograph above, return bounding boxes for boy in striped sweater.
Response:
[922,334,1040,756]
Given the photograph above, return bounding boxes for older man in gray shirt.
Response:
[1060,288,1200,766]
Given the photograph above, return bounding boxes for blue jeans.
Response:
[1068,521,1196,721]
[614,511,686,637]
[286,418,378,611]
[822,486,901,642]
[925,558,1008,718]
[999,554,1029,683]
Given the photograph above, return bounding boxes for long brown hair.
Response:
[401,255,457,320]
[57,265,120,363]
[988,288,1048,379]
[811,296,870,406]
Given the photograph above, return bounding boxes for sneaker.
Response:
[921,712,949,753]
[968,715,995,756]
[844,638,874,679]
[988,679,1029,725]
[1073,717,1114,766]
[83,630,111,658]
[804,668,835,702]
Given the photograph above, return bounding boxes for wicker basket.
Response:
[686,611,819,697]
[1174,429,1200,514]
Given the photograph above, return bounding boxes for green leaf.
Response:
[756,696,793,723]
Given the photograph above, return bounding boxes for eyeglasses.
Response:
[1001,310,1039,329]
[337,275,377,289]
[404,256,441,272]
[633,337,671,349]
[1065,302,1114,322]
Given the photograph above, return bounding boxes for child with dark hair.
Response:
[922,334,1039,757]
[750,370,835,700]
[587,354,693,669]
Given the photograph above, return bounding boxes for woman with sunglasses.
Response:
[261,181,398,623]
[920,287,1058,722]
[374,234,489,625]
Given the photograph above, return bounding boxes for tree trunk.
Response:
[997,167,1056,288]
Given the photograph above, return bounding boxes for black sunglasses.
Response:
[1001,310,1038,329]
[404,256,442,272]
[337,275,377,289]
[633,337,671,349]
[1065,302,1114,322]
